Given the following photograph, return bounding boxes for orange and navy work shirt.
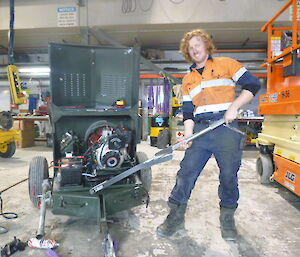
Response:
[182,56,260,121]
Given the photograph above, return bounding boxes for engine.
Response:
[92,127,131,169]
[55,123,133,188]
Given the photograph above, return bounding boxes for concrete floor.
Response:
[0,142,300,257]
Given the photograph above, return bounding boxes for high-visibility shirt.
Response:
[182,56,260,121]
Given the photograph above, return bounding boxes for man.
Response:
[156,29,260,241]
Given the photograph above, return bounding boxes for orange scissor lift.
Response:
[256,0,300,196]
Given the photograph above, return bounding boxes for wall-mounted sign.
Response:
[57,6,77,27]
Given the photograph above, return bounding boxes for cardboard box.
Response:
[16,129,35,148]
[13,120,35,131]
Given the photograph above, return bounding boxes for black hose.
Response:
[0,194,18,220]
[0,178,28,234]
[8,0,15,65]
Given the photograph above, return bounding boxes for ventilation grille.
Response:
[100,74,128,99]
[61,73,86,97]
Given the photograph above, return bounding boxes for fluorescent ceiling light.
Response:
[19,67,50,73]
[27,72,50,76]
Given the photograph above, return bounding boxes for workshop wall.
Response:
[0,0,290,30]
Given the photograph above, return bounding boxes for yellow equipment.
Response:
[0,111,19,157]
[0,65,27,157]
[256,0,300,196]
[7,65,28,105]
[0,129,19,158]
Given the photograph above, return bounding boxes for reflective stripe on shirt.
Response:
[189,78,235,99]
[232,67,247,82]
[183,95,192,101]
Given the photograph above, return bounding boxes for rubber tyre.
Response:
[28,156,49,207]
[157,129,170,149]
[0,142,16,158]
[256,154,274,184]
[150,137,157,147]
[136,152,152,192]
[0,111,13,130]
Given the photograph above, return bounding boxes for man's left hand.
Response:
[224,108,238,124]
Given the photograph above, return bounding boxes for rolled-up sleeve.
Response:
[228,58,261,96]
[236,71,261,96]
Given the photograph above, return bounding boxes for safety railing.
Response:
[261,0,300,65]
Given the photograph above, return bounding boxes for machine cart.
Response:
[28,43,152,255]
[256,0,300,196]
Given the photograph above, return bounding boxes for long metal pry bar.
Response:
[90,118,225,195]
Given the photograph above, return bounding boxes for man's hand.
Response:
[179,119,195,150]
[225,89,254,124]
[176,134,193,150]
[224,107,238,124]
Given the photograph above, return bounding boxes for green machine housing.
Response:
[42,43,150,222]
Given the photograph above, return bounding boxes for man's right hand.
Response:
[176,135,193,150]
[179,119,195,150]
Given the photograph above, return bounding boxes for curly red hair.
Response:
[179,29,216,63]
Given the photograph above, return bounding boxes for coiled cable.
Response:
[0,178,28,234]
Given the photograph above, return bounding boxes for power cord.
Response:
[0,178,28,234]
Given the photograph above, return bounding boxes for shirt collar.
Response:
[189,55,212,71]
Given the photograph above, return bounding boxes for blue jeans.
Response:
[169,119,243,208]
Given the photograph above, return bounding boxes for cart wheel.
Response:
[157,129,170,149]
[0,111,13,130]
[256,154,274,184]
[0,142,16,158]
[150,136,157,147]
[28,156,49,207]
[136,152,152,192]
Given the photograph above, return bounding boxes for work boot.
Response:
[220,206,238,241]
[156,201,187,238]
